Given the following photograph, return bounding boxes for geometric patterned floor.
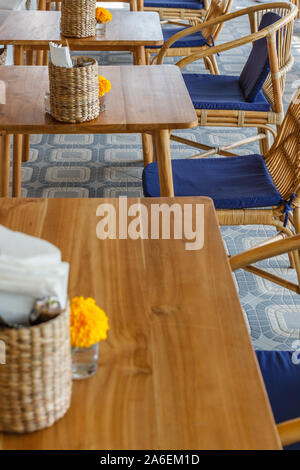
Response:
[15,0,300,349]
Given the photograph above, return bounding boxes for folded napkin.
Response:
[49,41,73,68]
[0,225,69,326]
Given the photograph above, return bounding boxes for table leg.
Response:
[43,50,49,65]
[13,45,24,66]
[130,0,138,11]
[38,0,47,9]
[25,48,34,66]
[22,135,30,163]
[0,134,11,198]
[153,129,174,197]
[137,0,144,11]
[13,45,29,174]
[134,46,146,66]
[12,135,23,198]
[36,49,44,66]
[142,133,155,166]
[133,45,150,166]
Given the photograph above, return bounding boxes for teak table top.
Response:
[0,65,197,133]
[0,197,281,450]
[0,10,163,47]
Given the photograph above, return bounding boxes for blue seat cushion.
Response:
[148,26,208,49]
[144,0,204,9]
[182,73,271,111]
[239,12,282,102]
[142,154,282,208]
[256,351,300,450]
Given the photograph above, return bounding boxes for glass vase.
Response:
[96,22,106,37]
[72,342,99,380]
[99,95,106,112]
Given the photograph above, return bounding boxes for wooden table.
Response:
[0,11,163,66]
[0,10,163,166]
[38,0,144,13]
[0,197,281,450]
[0,65,197,198]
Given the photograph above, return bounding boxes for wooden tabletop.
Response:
[0,11,163,47]
[0,65,197,134]
[0,197,281,450]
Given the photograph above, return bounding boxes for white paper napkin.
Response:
[0,225,69,325]
[49,42,73,68]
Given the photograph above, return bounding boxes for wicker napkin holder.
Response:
[61,0,97,38]
[0,307,72,434]
[48,56,100,123]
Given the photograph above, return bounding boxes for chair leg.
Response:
[22,135,30,163]
[291,207,300,286]
[258,127,271,156]
[145,50,151,65]
[210,55,220,75]
[203,57,215,74]
[12,135,22,198]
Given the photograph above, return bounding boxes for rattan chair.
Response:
[230,235,300,449]
[144,0,208,22]
[143,86,300,252]
[156,2,297,157]
[145,0,232,73]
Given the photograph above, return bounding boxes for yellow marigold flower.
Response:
[98,75,111,97]
[95,7,112,24]
[70,296,109,349]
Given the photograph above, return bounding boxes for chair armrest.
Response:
[156,8,245,64]
[173,27,269,68]
[230,234,300,272]
[277,418,300,447]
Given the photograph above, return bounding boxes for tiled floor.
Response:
[12,1,300,349]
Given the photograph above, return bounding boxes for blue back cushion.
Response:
[256,350,300,450]
[239,12,281,102]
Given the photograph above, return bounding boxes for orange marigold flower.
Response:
[70,296,109,349]
[95,7,112,24]
[98,75,111,97]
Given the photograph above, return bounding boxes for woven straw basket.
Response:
[61,0,97,38]
[49,57,100,123]
[0,308,72,434]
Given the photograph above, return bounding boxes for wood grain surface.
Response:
[0,65,197,133]
[0,197,281,450]
[0,11,163,47]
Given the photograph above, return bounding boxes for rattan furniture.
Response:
[143,86,300,257]
[145,0,232,72]
[230,234,300,449]
[156,2,298,157]
[144,0,209,22]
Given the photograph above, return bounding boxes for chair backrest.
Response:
[200,0,233,41]
[175,3,297,119]
[239,12,282,102]
[265,87,300,202]
[253,3,296,113]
